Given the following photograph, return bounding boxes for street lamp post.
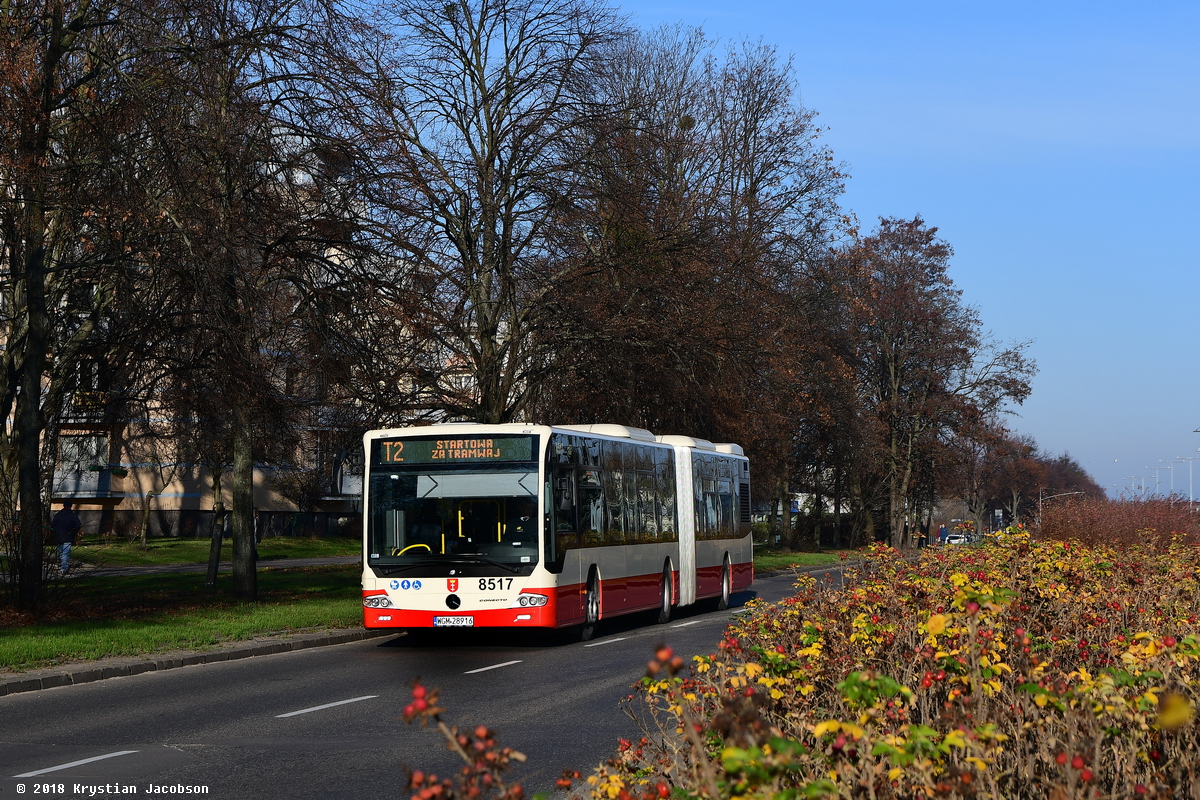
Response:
[1181,451,1200,511]
[1153,461,1172,497]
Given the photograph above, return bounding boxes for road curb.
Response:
[0,628,395,698]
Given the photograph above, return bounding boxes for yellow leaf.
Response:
[927,614,948,635]
[842,724,865,739]
[1157,692,1195,731]
[743,663,764,678]
[813,720,840,737]
[888,767,903,781]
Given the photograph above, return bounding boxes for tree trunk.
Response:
[779,481,793,549]
[833,468,843,549]
[139,492,154,550]
[231,403,256,600]
[205,471,224,591]
[811,464,823,551]
[16,209,50,609]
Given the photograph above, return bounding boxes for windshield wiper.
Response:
[378,563,428,576]
[429,555,522,573]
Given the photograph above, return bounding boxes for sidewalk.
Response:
[81,555,361,577]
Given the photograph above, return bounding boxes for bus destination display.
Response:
[374,435,534,465]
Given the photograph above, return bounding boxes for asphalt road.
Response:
[0,567,840,800]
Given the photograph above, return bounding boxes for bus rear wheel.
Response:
[656,568,672,624]
[581,571,600,641]
[716,558,732,611]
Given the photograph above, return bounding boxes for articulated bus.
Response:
[361,423,752,638]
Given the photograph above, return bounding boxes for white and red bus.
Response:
[360,423,752,638]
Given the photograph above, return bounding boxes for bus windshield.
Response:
[366,435,540,576]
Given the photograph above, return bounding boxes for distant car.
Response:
[945,533,968,545]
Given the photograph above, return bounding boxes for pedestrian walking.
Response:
[52,501,83,573]
[937,523,948,545]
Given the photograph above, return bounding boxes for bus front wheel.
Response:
[581,570,600,641]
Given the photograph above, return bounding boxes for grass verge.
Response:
[71,535,361,568]
[752,548,854,572]
[0,565,362,673]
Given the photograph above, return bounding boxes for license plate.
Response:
[434,616,474,627]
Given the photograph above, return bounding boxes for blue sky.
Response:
[620,0,1200,497]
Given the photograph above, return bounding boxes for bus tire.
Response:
[581,568,600,641]
[656,566,673,624]
[716,557,732,611]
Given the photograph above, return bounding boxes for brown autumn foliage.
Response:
[1037,495,1200,547]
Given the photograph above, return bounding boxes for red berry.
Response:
[1080,769,1093,782]
[1134,785,1147,795]
[412,685,427,699]
[1071,755,1084,770]
[1055,752,1067,765]
[413,698,428,712]
[1163,636,1177,647]
[656,782,669,798]
[475,725,489,739]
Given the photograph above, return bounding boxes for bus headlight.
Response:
[515,593,548,607]
[364,596,394,608]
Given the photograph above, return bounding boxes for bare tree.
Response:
[0,0,177,606]
[126,0,365,600]
[334,0,626,424]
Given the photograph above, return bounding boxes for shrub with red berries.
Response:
[402,682,528,800]
[582,530,1200,799]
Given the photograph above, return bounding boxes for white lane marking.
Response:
[275,695,378,718]
[731,608,750,614]
[464,660,523,674]
[670,620,703,628]
[14,750,139,778]
[584,637,629,647]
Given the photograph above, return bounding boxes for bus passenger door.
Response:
[551,467,583,619]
